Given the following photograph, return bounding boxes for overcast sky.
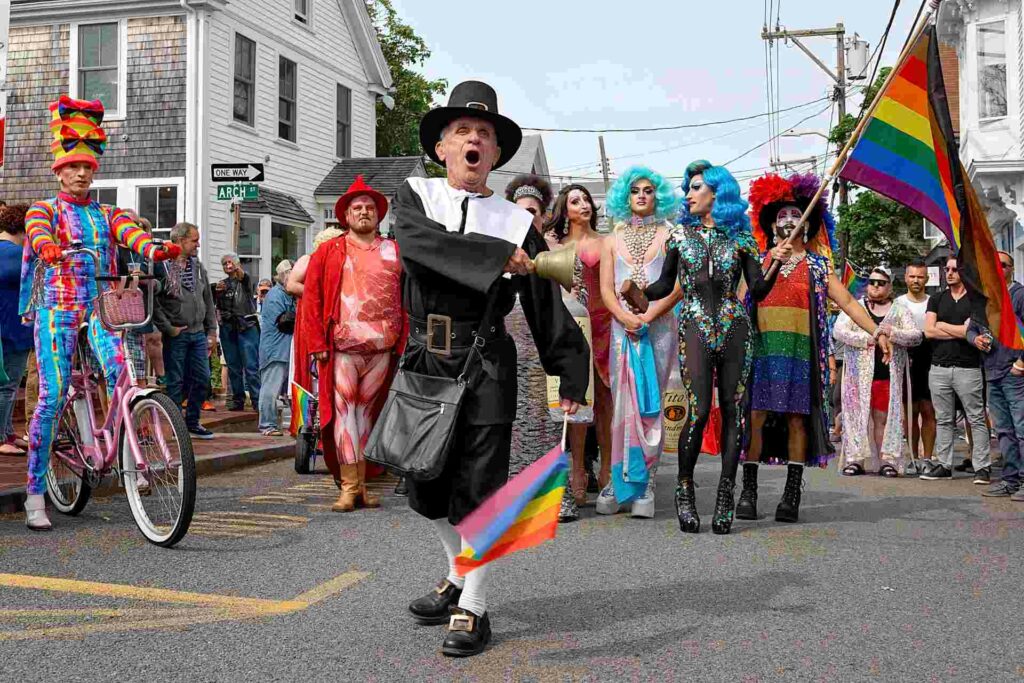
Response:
[388,0,921,190]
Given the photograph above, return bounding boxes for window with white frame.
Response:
[137,185,179,239]
[978,21,1007,119]
[279,57,297,142]
[294,0,310,24]
[74,21,125,117]
[336,84,351,158]
[234,33,256,125]
[89,187,118,205]
[237,215,263,280]
[271,222,302,269]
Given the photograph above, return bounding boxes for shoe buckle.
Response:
[426,314,452,356]
[434,580,452,595]
[448,612,474,632]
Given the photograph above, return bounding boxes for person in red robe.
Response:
[301,176,406,512]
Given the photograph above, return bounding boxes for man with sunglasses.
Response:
[967,251,1024,499]
[921,257,989,481]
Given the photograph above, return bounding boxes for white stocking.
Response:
[432,519,465,589]
[457,537,490,617]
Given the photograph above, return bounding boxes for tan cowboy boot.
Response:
[356,460,380,509]
[332,464,359,512]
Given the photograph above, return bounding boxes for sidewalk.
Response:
[0,398,294,513]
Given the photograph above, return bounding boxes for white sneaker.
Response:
[595,484,620,515]
[631,478,656,519]
[24,494,52,531]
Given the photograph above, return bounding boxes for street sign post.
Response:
[211,163,264,183]
[216,183,259,201]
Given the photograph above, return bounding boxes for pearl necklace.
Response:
[622,220,659,288]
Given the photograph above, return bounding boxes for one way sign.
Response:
[211,163,264,183]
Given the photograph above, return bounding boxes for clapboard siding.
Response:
[0,16,186,203]
[200,0,377,271]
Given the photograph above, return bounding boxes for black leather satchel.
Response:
[365,286,499,481]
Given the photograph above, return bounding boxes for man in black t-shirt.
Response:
[921,257,989,481]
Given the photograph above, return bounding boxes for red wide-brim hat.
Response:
[334,174,388,222]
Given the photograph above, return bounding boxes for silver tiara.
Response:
[512,185,544,203]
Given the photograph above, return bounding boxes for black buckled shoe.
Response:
[711,478,736,535]
[775,464,804,523]
[735,463,758,520]
[441,607,491,657]
[675,479,700,533]
[393,476,409,497]
[409,579,462,625]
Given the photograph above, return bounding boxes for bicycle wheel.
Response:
[294,427,312,474]
[45,399,93,515]
[121,392,196,547]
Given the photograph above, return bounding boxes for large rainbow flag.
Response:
[454,443,568,576]
[839,24,1024,351]
[842,261,867,299]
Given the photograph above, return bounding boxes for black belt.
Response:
[931,362,978,369]
[409,315,505,356]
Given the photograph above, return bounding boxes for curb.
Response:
[0,439,294,515]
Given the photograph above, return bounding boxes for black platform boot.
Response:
[711,478,736,535]
[675,479,700,533]
[775,464,804,523]
[735,463,758,520]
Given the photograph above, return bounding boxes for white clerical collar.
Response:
[407,177,532,247]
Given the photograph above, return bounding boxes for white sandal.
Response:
[24,494,52,532]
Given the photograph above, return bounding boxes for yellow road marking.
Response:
[0,570,369,641]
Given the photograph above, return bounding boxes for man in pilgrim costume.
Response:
[394,81,589,657]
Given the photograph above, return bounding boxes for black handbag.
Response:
[365,286,500,481]
[275,309,296,334]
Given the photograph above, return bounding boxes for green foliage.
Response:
[836,190,928,268]
[365,0,447,158]
[830,68,891,148]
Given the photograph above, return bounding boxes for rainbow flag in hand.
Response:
[289,381,313,436]
[842,261,867,298]
[454,443,568,576]
[838,24,1024,351]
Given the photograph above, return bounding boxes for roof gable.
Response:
[314,156,425,197]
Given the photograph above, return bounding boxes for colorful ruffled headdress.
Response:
[49,95,107,171]
[748,172,837,266]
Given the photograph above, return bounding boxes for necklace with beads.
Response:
[779,250,807,278]
[622,220,659,288]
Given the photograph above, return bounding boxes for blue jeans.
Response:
[163,331,211,430]
[987,372,1024,488]
[0,346,29,439]
[220,324,261,407]
[258,361,288,431]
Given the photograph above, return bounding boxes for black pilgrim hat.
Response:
[419,80,522,170]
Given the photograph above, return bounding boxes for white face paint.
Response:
[774,205,803,240]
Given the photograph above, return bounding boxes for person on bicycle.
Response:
[19,96,179,531]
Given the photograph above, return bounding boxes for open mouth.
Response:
[465,150,480,166]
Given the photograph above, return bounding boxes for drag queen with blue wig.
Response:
[596,166,680,519]
[634,160,790,535]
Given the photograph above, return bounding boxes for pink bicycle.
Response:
[45,241,196,547]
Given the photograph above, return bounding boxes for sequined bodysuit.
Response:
[645,222,778,482]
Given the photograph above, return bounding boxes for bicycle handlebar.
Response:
[61,241,164,331]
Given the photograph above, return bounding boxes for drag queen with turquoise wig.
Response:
[634,160,791,535]
[597,166,680,519]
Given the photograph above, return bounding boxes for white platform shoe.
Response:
[25,494,52,532]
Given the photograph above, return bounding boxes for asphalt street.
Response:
[0,455,1021,682]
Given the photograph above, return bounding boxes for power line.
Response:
[520,95,831,133]
[722,103,833,166]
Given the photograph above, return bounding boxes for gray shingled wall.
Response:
[0,16,186,204]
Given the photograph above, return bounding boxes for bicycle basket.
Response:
[96,276,146,329]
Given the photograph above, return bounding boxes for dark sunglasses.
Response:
[867,279,890,287]
[945,266,959,273]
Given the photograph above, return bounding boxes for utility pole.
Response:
[762,21,860,264]
[598,135,610,193]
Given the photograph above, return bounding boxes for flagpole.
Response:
[766,0,941,278]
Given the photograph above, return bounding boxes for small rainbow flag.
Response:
[454,443,568,576]
[289,381,313,436]
[839,24,1024,351]
[842,261,867,298]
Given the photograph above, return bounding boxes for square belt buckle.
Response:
[426,314,452,356]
